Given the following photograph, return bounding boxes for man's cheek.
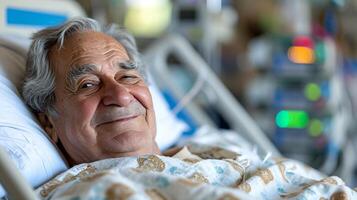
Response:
[131,86,154,110]
[65,100,97,124]
[80,105,98,124]
[149,110,156,136]
[131,86,156,128]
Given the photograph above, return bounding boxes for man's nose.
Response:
[102,80,133,107]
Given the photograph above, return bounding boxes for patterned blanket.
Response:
[36,140,357,200]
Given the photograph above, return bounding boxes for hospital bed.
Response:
[0,0,281,199]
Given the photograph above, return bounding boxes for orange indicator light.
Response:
[288,46,315,64]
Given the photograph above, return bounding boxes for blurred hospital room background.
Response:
[71,0,357,186]
[2,0,357,187]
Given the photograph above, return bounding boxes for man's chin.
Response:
[99,131,156,157]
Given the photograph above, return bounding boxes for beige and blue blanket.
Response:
[36,140,357,200]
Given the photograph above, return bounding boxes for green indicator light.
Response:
[304,83,321,101]
[309,119,323,137]
[276,110,309,129]
[276,111,289,128]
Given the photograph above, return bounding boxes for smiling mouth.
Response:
[99,115,139,126]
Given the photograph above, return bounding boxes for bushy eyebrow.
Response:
[118,60,138,70]
[65,60,139,93]
[65,64,97,92]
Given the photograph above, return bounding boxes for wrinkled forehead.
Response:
[49,31,130,76]
[66,32,127,55]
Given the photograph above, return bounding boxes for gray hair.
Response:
[22,17,145,116]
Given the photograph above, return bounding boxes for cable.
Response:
[171,70,207,115]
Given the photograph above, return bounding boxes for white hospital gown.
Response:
[36,142,357,200]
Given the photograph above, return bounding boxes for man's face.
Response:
[46,31,158,164]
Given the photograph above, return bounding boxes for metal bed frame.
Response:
[0,147,38,200]
[143,34,281,157]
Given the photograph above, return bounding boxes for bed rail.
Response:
[144,34,281,156]
[0,145,38,200]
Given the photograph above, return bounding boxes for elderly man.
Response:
[22,17,160,165]
[22,18,357,199]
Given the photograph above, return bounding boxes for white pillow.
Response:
[0,34,188,196]
[0,35,68,197]
[148,74,188,150]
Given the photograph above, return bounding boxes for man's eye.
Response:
[122,75,135,80]
[80,82,96,89]
[121,75,140,83]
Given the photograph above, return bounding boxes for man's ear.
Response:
[38,113,58,143]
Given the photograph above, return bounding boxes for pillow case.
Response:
[0,34,188,196]
[0,35,68,197]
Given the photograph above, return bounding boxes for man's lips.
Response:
[97,115,139,126]
[91,101,146,127]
